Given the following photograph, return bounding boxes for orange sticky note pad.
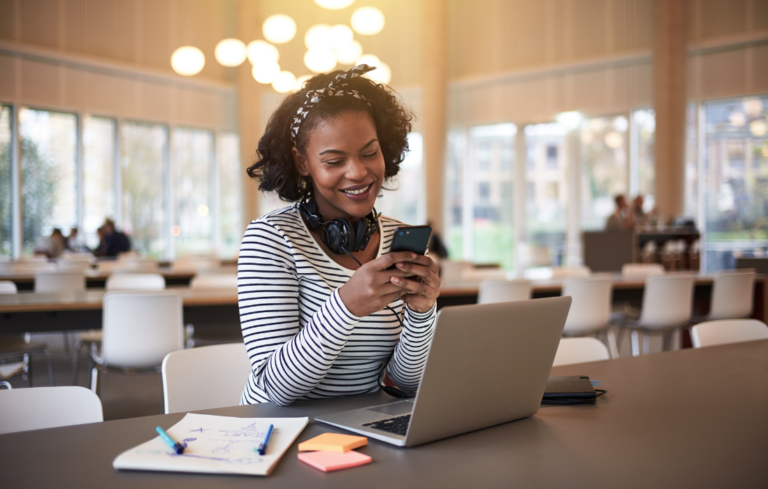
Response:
[298,450,372,472]
[298,433,368,452]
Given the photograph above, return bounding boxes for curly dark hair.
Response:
[247,70,414,202]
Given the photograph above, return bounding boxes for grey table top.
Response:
[1,340,767,489]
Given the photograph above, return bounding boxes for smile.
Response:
[340,183,374,199]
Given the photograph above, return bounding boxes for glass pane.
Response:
[173,128,213,257]
[684,102,698,219]
[580,115,628,231]
[444,130,466,260]
[466,124,516,268]
[525,123,567,267]
[0,106,12,256]
[702,95,768,272]
[83,116,116,250]
[121,122,167,259]
[633,108,656,210]
[376,133,426,225]
[19,109,77,255]
[217,132,243,259]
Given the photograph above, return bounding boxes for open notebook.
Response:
[113,413,309,476]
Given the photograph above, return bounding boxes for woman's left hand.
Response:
[389,253,441,313]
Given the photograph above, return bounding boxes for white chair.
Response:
[691,320,768,348]
[621,263,665,278]
[552,338,611,367]
[190,273,237,289]
[0,386,103,434]
[438,260,473,282]
[703,269,755,321]
[96,260,118,273]
[0,280,17,294]
[90,291,184,395]
[57,257,93,272]
[162,343,251,414]
[562,276,618,358]
[105,273,165,291]
[624,274,695,356]
[34,271,86,293]
[478,279,531,304]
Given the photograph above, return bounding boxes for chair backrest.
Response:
[439,260,473,282]
[0,386,103,434]
[691,319,768,348]
[0,281,17,294]
[622,263,665,278]
[106,273,165,291]
[190,273,237,290]
[34,271,86,293]
[562,276,612,334]
[477,279,532,304]
[57,257,93,271]
[708,269,755,320]
[162,343,251,414]
[638,274,695,329]
[102,291,184,369]
[552,337,610,367]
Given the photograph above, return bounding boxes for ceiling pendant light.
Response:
[263,14,297,44]
[335,39,362,64]
[247,40,279,65]
[351,7,385,35]
[315,0,355,9]
[272,71,297,93]
[214,39,247,67]
[252,60,281,84]
[171,46,205,76]
[305,24,334,51]
[304,50,337,73]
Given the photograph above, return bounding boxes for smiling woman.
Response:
[238,65,440,406]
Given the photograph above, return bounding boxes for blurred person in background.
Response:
[35,228,66,258]
[606,194,634,231]
[102,218,131,257]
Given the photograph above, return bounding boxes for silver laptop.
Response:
[315,296,572,447]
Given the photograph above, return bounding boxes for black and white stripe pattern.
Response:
[238,204,436,406]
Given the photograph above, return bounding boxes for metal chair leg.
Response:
[72,341,87,386]
[607,328,620,358]
[40,350,55,386]
[24,353,31,387]
[90,366,100,394]
[643,333,650,355]
[631,330,640,357]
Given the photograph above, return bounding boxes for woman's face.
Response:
[294,110,385,222]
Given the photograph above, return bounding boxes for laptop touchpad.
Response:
[368,402,413,415]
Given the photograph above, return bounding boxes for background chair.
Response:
[186,273,241,347]
[691,319,768,348]
[112,259,159,273]
[478,279,532,304]
[438,260,472,282]
[90,292,184,397]
[161,343,251,414]
[561,276,618,358]
[0,386,103,434]
[552,338,611,367]
[34,270,86,293]
[698,269,755,321]
[621,263,665,278]
[623,274,695,356]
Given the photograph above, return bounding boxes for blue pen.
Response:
[258,424,274,456]
[156,426,185,454]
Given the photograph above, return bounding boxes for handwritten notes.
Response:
[113,413,308,476]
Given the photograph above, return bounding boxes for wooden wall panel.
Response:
[0,0,16,39]
[19,58,61,107]
[0,56,16,101]
[751,44,768,92]
[700,49,748,97]
[754,0,768,30]
[84,71,123,115]
[19,0,61,49]
[700,0,748,38]
[141,83,172,122]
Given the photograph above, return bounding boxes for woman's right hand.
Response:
[338,252,416,317]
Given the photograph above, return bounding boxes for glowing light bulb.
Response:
[556,111,582,130]
[171,225,181,237]
[304,50,337,73]
[750,119,767,137]
[351,6,385,35]
[171,46,205,76]
[604,131,623,149]
[272,71,297,93]
[214,39,246,67]
[246,40,279,67]
[197,205,209,216]
[263,14,296,44]
[329,24,354,47]
[729,111,746,127]
[305,24,333,51]
[367,61,390,84]
[315,0,355,9]
[335,39,362,64]
[252,60,281,84]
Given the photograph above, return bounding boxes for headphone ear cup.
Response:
[352,217,367,252]
[324,219,351,254]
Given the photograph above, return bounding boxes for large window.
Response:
[701,95,768,272]
[173,128,214,257]
[0,106,11,256]
[580,116,628,231]
[525,123,567,267]
[632,108,656,211]
[376,133,425,226]
[217,133,243,258]
[444,130,466,260]
[121,123,167,259]
[83,116,116,249]
[19,109,77,254]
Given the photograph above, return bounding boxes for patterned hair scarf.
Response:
[290,64,376,146]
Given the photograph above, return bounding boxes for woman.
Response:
[239,65,441,406]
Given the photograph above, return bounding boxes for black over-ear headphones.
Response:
[298,195,379,255]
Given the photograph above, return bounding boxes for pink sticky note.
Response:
[298,450,372,472]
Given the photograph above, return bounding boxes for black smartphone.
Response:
[387,225,432,270]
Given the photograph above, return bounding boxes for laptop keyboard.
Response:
[362,414,411,436]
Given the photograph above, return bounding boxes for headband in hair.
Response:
[290,64,377,146]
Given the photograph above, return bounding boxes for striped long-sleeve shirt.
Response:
[238,204,437,406]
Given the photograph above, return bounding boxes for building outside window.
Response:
[19,108,77,255]
[580,115,629,231]
[376,132,426,226]
[173,128,214,257]
[701,95,768,272]
[0,106,11,256]
[217,132,243,259]
[83,116,116,250]
[121,122,167,259]
[525,123,567,267]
